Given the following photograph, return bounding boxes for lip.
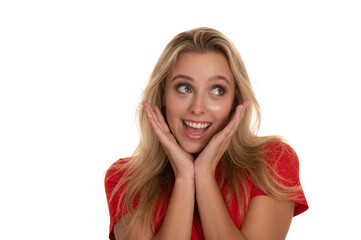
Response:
[183,119,212,125]
[182,119,212,140]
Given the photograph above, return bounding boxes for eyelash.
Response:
[176,84,192,94]
[175,83,226,96]
[210,85,226,96]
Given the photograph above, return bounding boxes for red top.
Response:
[105,143,308,239]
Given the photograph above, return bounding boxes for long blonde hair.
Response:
[106,27,300,235]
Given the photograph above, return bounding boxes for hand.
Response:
[143,102,195,180]
[194,101,250,176]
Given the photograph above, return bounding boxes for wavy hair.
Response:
[106,27,301,236]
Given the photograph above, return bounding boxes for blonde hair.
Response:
[106,27,301,236]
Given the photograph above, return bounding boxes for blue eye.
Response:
[177,84,192,94]
[210,87,225,96]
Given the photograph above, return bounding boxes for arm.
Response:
[194,102,294,239]
[153,178,194,239]
[195,170,246,240]
[195,170,294,240]
[241,196,294,239]
[113,178,195,240]
[114,103,196,240]
[193,103,247,239]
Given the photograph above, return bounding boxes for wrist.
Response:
[173,177,195,192]
[174,170,195,181]
[194,161,217,178]
[194,167,216,182]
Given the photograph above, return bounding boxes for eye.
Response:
[177,84,192,94]
[210,86,225,96]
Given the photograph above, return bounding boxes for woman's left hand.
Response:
[194,101,250,176]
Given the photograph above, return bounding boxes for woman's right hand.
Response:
[143,102,195,180]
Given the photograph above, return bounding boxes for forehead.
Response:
[169,51,233,77]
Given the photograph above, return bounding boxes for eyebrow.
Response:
[172,75,231,84]
[172,75,193,82]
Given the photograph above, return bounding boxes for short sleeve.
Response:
[104,158,130,240]
[250,143,308,216]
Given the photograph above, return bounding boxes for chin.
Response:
[180,141,206,154]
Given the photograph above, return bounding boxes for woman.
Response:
[105,27,308,240]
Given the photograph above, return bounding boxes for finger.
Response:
[145,110,170,143]
[197,102,250,168]
[154,105,170,133]
[220,104,243,137]
[144,102,164,131]
[228,101,250,135]
[143,103,157,125]
[143,102,166,137]
[149,104,165,132]
[230,101,250,128]
[238,101,250,121]
[213,102,247,142]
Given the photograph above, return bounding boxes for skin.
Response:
[114,51,294,240]
[163,51,236,155]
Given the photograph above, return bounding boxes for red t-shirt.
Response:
[105,143,308,239]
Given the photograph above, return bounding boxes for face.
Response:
[163,51,235,154]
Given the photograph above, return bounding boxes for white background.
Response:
[1,0,360,239]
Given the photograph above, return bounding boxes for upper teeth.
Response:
[184,120,210,129]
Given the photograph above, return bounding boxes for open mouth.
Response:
[183,120,211,135]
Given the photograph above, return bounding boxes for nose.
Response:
[188,93,206,115]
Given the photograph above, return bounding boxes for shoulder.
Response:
[255,141,308,216]
[264,141,298,161]
[104,157,132,240]
[105,157,131,176]
[264,142,299,172]
[104,157,132,192]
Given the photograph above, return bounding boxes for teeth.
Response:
[184,120,210,129]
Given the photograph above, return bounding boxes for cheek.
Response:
[165,108,183,136]
[165,96,187,120]
[209,104,227,112]
[164,96,176,120]
[209,101,233,125]
[209,101,233,115]
[165,105,181,125]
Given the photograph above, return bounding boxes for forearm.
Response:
[195,171,246,240]
[153,178,195,240]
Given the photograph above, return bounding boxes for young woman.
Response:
[105,27,308,240]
